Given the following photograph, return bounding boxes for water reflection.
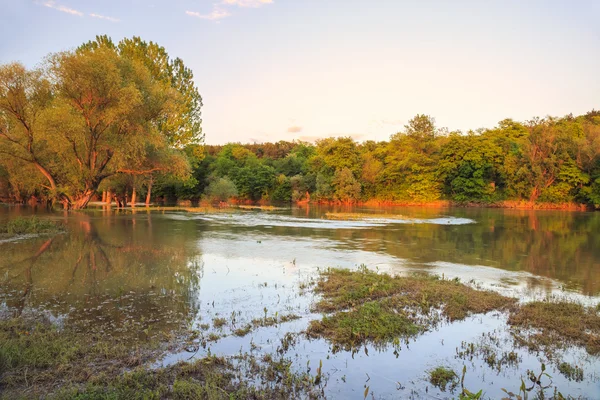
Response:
[0,212,203,338]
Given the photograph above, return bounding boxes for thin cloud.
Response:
[40,0,83,16]
[287,126,303,133]
[89,13,120,23]
[222,0,273,7]
[186,7,231,21]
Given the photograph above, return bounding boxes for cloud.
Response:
[222,0,273,7]
[89,13,120,22]
[186,7,231,21]
[287,126,303,133]
[40,1,83,16]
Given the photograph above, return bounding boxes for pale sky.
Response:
[2,0,599,144]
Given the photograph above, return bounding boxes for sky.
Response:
[1,0,599,144]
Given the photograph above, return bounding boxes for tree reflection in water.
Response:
[0,212,203,340]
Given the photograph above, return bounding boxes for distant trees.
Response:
[177,111,600,208]
[1,38,599,210]
[0,36,202,209]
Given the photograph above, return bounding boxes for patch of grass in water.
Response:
[307,267,516,347]
[312,267,515,320]
[557,362,584,382]
[0,317,324,399]
[508,301,600,355]
[0,216,63,238]
[233,324,253,337]
[212,317,227,329]
[428,366,458,392]
[308,301,421,348]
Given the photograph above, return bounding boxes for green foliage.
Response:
[0,35,202,209]
[2,62,600,213]
[204,177,238,202]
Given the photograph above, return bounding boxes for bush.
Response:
[204,177,238,202]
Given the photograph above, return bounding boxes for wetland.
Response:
[1,205,600,399]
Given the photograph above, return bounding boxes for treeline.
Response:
[1,35,599,209]
[154,112,600,208]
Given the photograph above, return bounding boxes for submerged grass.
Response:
[0,317,323,399]
[0,216,63,238]
[508,301,600,355]
[307,267,516,347]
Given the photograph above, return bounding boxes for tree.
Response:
[204,177,238,202]
[383,115,444,201]
[0,36,202,209]
[332,167,361,203]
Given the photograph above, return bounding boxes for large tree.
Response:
[0,36,202,209]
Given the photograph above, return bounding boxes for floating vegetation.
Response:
[307,267,516,348]
[428,366,458,392]
[508,301,600,355]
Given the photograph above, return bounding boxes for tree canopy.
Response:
[0,36,202,209]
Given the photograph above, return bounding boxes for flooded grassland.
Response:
[1,205,599,399]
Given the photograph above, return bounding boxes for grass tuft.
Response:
[508,301,600,355]
[428,366,458,392]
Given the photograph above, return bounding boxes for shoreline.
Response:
[1,198,594,212]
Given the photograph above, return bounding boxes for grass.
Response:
[306,267,516,347]
[428,366,458,392]
[212,317,227,329]
[308,301,421,347]
[508,301,600,355]
[0,317,162,398]
[557,362,584,382]
[0,317,324,399]
[0,216,63,238]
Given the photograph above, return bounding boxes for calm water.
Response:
[1,205,599,398]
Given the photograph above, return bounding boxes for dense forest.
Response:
[154,111,600,208]
[1,37,599,209]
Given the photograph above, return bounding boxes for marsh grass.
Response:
[0,317,324,399]
[557,362,584,382]
[0,317,162,398]
[307,267,516,347]
[0,216,63,238]
[508,301,600,355]
[428,366,458,392]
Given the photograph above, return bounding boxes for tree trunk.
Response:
[131,187,137,207]
[71,189,96,210]
[106,190,112,206]
[146,178,153,206]
[102,191,107,203]
[124,191,129,208]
